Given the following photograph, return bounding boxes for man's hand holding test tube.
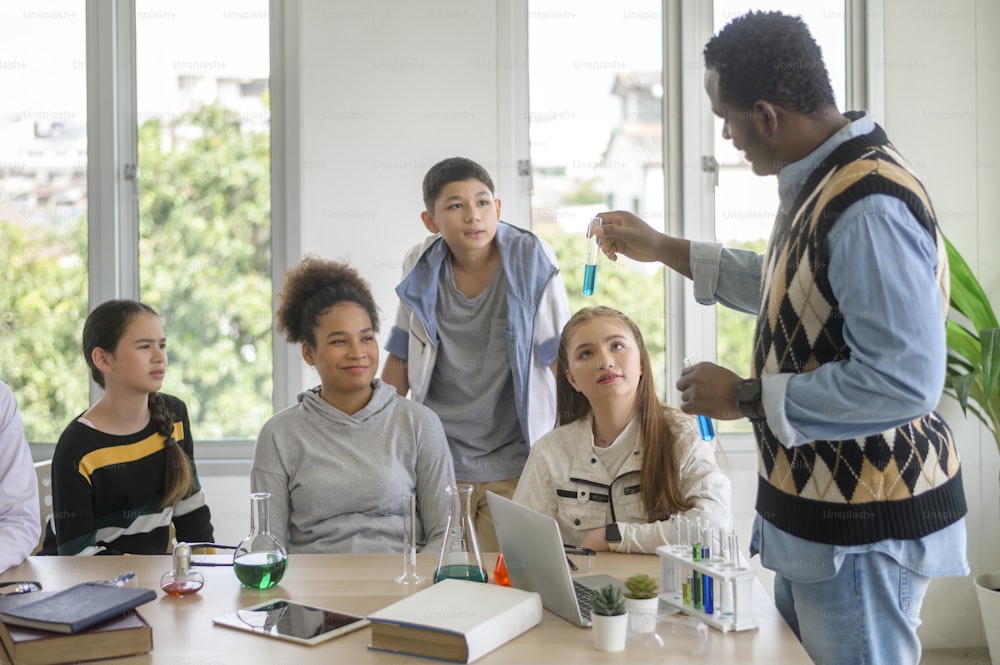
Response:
[684,358,715,441]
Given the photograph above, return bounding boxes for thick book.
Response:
[0,593,152,665]
[367,579,542,664]
[0,584,156,635]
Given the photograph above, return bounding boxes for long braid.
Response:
[149,392,193,507]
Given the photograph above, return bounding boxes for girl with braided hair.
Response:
[43,299,214,555]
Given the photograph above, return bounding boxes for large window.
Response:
[526,0,849,415]
[0,1,89,443]
[4,1,272,445]
[528,0,667,393]
[136,0,271,439]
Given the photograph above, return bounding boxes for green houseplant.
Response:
[593,583,626,616]
[623,573,660,634]
[623,573,659,600]
[943,235,1000,452]
[591,584,627,652]
[942,235,1000,663]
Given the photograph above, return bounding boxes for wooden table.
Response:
[1,553,811,664]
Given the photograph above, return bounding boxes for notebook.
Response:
[486,491,623,628]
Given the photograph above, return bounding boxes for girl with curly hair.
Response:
[251,257,455,553]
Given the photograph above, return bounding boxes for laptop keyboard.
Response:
[573,580,597,621]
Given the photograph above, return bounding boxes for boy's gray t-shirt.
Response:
[422,259,525,482]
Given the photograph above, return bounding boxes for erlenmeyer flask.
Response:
[433,484,488,583]
[233,492,288,589]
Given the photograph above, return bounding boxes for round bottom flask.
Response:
[233,492,288,589]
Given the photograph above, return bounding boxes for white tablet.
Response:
[212,599,370,646]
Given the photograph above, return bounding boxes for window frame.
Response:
[510,0,876,455]
[31,0,289,466]
[30,0,879,464]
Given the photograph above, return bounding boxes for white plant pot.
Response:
[624,596,660,634]
[973,572,1000,664]
[591,613,628,652]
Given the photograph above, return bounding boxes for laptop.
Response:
[486,491,623,627]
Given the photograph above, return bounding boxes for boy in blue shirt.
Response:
[382,157,569,551]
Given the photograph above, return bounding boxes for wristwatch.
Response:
[735,378,766,422]
[604,523,622,544]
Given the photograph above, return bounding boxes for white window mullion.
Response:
[847,0,884,124]
[86,0,138,403]
[496,0,531,229]
[86,0,138,303]
[269,0,300,411]
[672,0,717,394]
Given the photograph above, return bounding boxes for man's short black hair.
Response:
[422,157,495,212]
[703,10,836,115]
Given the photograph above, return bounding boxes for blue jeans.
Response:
[773,551,930,665]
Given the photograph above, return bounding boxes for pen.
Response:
[566,555,579,571]
[110,570,136,586]
[0,581,42,595]
[98,570,136,587]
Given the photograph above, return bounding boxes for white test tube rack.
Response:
[655,545,758,632]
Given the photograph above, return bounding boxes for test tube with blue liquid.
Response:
[582,217,601,296]
[684,358,715,441]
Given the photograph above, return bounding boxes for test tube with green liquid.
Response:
[582,217,600,296]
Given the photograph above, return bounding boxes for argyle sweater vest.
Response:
[751,115,966,545]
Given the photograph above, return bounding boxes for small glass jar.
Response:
[160,542,205,596]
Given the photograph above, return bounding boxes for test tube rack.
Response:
[655,545,758,632]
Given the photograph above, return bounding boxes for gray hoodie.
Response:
[251,379,455,553]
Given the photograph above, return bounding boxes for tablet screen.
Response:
[213,599,369,645]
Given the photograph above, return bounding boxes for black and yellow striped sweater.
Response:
[751,115,966,545]
[44,393,214,555]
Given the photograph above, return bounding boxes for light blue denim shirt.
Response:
[690,112,968,579]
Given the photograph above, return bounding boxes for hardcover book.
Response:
[367,579,542,664]
[0,584,156,635]
[0,593,152,665]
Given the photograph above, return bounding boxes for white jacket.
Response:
[512,411,732,554]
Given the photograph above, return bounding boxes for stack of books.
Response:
[0,583,156,665]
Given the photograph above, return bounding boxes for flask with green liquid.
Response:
[233,492,288,589]
[433,484,488,583]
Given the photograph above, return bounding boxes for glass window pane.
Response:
[136,0,271,439]
[712,1,845,433]
[0,1,88,443]
[528,0,667,393]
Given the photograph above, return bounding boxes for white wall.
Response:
[200,0,1000,650]
[297,0,503,372]
[878,0,1000,649]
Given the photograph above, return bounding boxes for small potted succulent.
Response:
[591,583,627,652]
[623,573,660,633]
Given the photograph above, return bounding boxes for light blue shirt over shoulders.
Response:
[690,111,967,578]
